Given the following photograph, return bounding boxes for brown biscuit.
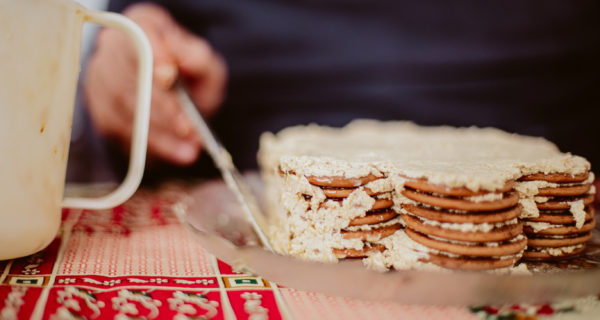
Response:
[402,203,521,224]
[402,178,513,197]
[401,213,523,242]
[405,228,527,257]
[525,207,594,224]
[537,184,592,197]
[402,189,519,211]
[371,199,394,210]
[523,217,596,235]
[342,223,402,241]
[348,210,398,226]
[522,245,585,260]
[526,232,591,248]
[306,174,381,188]
[321,186,379,198]
[333,243,385,259]
[422,253,521,271]
[536,193,594,210]
[519,171,589,183]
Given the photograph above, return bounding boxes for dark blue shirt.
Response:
[89,0,600,180]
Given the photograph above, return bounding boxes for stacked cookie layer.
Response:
[520,171,596,260]
[400,179,527,270]
[258,120,594,271]
[262,167,403,262]
[305,174,402,259]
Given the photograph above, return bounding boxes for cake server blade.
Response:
[175,82,274,252]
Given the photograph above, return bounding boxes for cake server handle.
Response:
[175,81,274,252]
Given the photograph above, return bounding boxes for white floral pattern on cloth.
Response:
[0,286,27,320]
[112,289,162,319]
[168,290,219,319]
[21,253,43,276]
[84,278,121,287]
[173,279,215,285]
[241,292,268,320]
[51,286,105,319]
[470,295,600,320]
[53,275,219,290]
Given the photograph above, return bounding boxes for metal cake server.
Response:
[175,82,274,252]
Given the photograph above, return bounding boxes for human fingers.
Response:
[146,121,202,166]
[116,83,202,165]
[123,3,181,89]
[84,28,135,141]
[87,3,222,165]
[115,73,197,141]
[84,65,134,145]
[165,23,228,116]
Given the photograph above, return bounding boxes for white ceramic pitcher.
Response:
[0,0,152,260]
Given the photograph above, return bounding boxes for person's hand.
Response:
[84,3,227,165]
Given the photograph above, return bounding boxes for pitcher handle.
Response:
[63,10,152,209]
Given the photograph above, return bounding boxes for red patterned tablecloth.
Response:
[1,188,599,320]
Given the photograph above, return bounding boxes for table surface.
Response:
[1,186,599,320]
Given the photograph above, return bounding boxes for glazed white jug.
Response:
[0,0,152,259]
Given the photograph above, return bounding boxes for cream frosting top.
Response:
[259,120,590,191]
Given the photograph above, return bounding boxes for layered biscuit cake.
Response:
[257,120,595,271]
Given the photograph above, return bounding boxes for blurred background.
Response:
[68,1,600,184]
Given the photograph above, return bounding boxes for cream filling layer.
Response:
[529,244,584,256]
[524,221,558,233]
[530,234,586,239]
[464,193,505,202]
[267,173,376,262]
[411,213,519,233]
[260,120,590,193]
[518,198,540,219]
[364,178,394,194]
[524,202,587,232]
[362,231,433,272]
[428,249,524,260]
[426,234,526,247]
[426,191,506,203]
[518,173,594,191]
[568,200,586,229]
[343,217,402,231]
[515,175,594,224]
